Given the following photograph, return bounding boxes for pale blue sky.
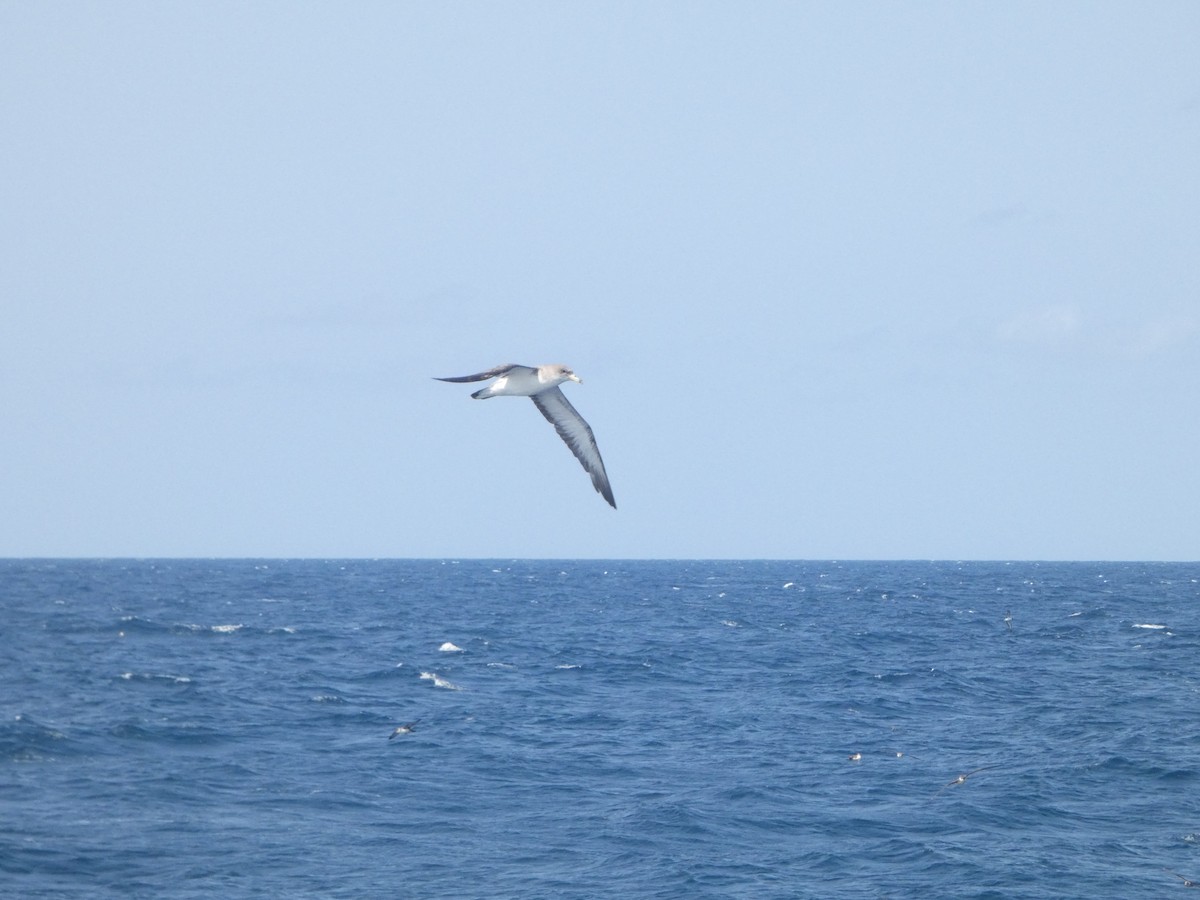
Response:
[2,2,1198,559]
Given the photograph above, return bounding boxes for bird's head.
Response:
[552,364,582,384]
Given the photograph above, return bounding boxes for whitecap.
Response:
[439,642,464,653]
[119,672,192,684]
[783,582,794,589]
[211,624,242,633]
[721,620,739,627]
[555,664,581,670]
[1133,623,1166,630]
[420,671,461,690]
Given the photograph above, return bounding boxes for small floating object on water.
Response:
[847,752,862,762]
[439,642,464,652]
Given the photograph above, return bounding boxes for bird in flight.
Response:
[434,363,616,508]
[1164,869,1199,888]
[389,721,420,739]
[933,766,994,797]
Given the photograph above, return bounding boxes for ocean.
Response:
[1,559,1197,898]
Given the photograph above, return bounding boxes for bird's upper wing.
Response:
[531,387,616,509]
[433,364,529,383]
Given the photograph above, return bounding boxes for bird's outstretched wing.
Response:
[1164,869,1199,887]
[531,387,616,508]
[433,364,528,383]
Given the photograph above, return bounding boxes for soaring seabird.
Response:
[1164,869,1199,888]
[389,720,420,739]
[933,766,994,797]
[434,363,616,508]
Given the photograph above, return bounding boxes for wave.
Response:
[420,671,461,690]
[118,672,193,685]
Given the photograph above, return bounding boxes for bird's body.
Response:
[934,766,994,797]
[438,363,567,399]
[1165,869,1199,888]
[389,721,419,739]
[434,363,616,508]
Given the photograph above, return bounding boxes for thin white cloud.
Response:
[996,304,1082,345]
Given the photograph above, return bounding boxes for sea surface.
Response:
[2,559,1198,899]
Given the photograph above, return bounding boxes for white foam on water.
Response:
[420,671,461,690]
[119,672,192,684]
[182,623,244,633]
[439,642,464,652]
[1132,623,1166,629]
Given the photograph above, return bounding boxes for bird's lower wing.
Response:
[433,364,527,383]
[531,387,616,508]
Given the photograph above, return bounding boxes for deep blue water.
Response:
[2,559,1198,898]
